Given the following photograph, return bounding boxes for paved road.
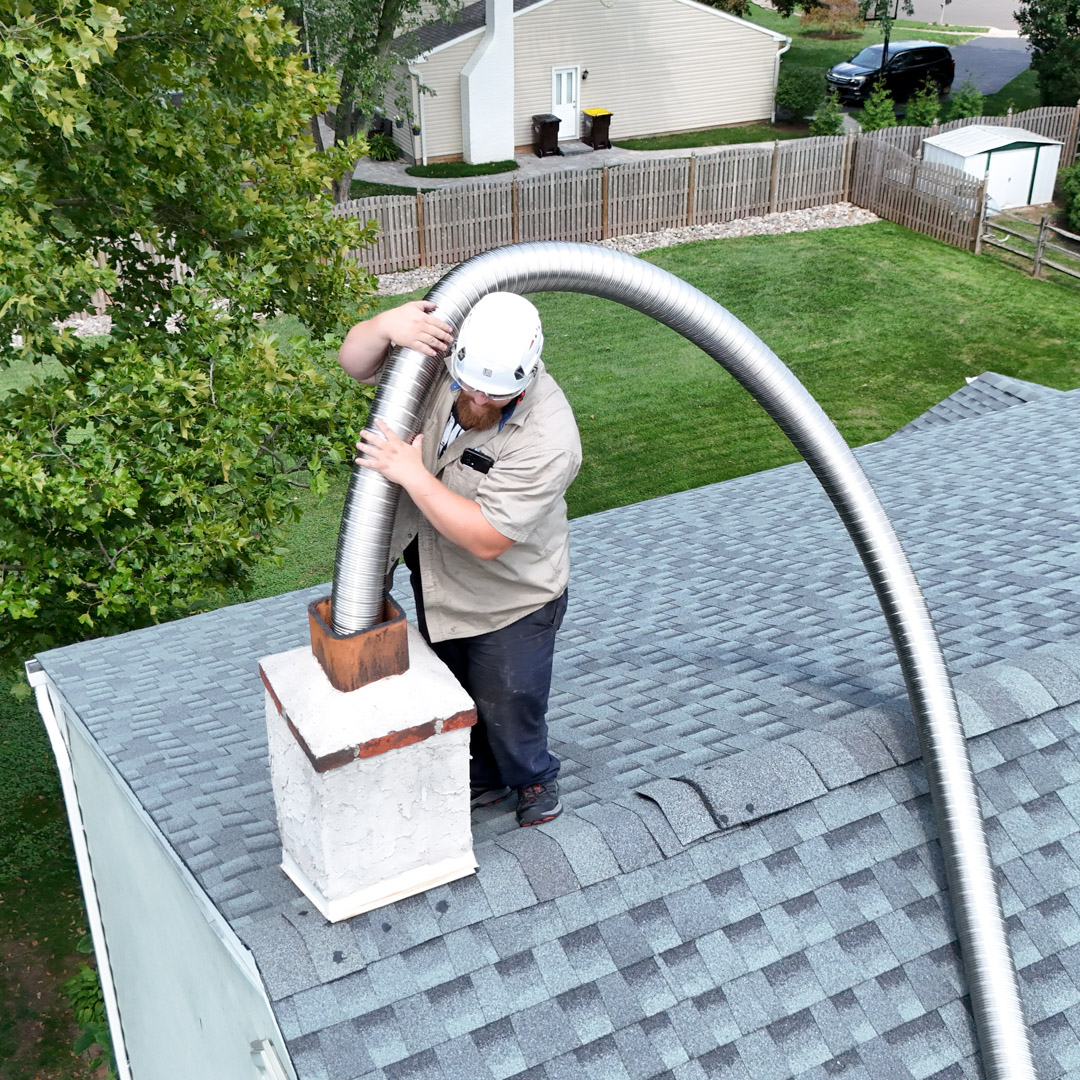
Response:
[904,0,1019,31]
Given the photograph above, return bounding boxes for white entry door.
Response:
[551,66,579,141]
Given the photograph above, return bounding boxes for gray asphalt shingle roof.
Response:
[896,371,1064,435]
[37,382,1080,1080]
[414,0,544,56]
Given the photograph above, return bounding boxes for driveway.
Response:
[948,36,1032,95]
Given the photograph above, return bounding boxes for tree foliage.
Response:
[772,0,912,28]
[295,0,462,200]
[799,0,863,36]
[1016,0,1080,106]
[1059,162,1080,232]
[810,89,844,135]
[697,0,751,17]
[945,79,984,120]
[859,82,896,130]
[0,0,377,679]
[904,77,941,127]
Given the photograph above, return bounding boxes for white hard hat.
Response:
[450,293,543,397]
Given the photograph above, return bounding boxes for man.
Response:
[338,293,581,826]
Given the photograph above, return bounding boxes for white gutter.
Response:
[772,36,792,123]
[409,65,428,166]
[26,658,134,1080]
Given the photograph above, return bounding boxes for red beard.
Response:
[456,393,503,431]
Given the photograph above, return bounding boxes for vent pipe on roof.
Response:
[329,242,1034,1080]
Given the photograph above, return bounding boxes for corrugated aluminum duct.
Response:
[330,242,1034,1080]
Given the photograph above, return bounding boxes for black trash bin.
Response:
[582,109,612,150]
[532,114,563,158]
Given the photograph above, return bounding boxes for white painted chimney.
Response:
[260,620,477,922]
[460,0,515,164]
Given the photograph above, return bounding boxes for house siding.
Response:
[513,0,779,145]
[414,0,780,160]
[60,699,291,1080]
[412,36,479,160]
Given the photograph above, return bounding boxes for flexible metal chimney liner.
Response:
[330,242,1033,1080]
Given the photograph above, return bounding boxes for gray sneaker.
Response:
[516,781,562,827]
[470,785,511,809]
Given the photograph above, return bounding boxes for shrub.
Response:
[904,78,942,127]
[810,90,845,136]
[367,133,401,161]
[1058,162,1080,232]
[859,83,897,131]
[776,67,827,123]
[799,0,863,36]
[946,79,985,120]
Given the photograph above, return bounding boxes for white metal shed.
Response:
[922,125,1062,212]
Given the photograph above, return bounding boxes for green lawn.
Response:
[5,220,1080,1074]
[614,122,810,152]
[983,67,1042,115]
[362,222,1080,518]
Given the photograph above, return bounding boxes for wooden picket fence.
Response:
[338,104,1080,275]
[849,133,985,251]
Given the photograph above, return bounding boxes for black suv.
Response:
[826,40,954,104]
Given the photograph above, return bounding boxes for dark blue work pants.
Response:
[406,554,564,790]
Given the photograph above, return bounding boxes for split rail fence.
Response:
[337,105,1080,276]
[979,209,1080,284]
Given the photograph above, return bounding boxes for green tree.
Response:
[859,82,897,130]
[0,0,378,681]
[294,0,462,201]
[810,89,844,135]
[904,77,942,126]
[945,79,984,120]
[1017,0,1080,106]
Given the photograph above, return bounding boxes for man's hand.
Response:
[355,419,514,561]
[338,301,455,383]
[355,419,428,488]
[380,301,455,359]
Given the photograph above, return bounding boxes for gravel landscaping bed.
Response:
[376,203,879,295]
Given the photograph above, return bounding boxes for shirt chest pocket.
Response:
[444,458,487,500]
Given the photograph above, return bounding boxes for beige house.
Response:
[388,0,790,164]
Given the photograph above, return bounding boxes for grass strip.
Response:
[615,123,808,151]
[349,179,434,198]
[405,160,518,179]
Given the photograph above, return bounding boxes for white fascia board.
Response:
[414,0,558,60]
[671,0,791,42]
[27,661,135,1080]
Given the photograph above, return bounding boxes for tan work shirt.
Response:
[387,362,581,642]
